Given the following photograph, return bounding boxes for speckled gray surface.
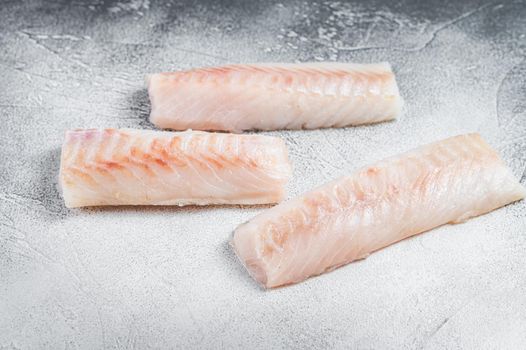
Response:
[1,0,525,349]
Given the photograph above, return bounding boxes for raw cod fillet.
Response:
[147,62,403,132]
[60,129,292,208]
[231,134,526,288]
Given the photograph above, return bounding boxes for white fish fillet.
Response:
[60,129,292,208]
[147,62,403,132]
[231,133,526,288]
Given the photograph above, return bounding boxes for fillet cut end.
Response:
[231,224,270,288]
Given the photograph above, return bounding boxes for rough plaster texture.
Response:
[0,0,525,349]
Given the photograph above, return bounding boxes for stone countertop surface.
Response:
[1,0,525,349]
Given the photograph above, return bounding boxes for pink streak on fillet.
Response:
[59,129,292,208]
[147,62,403,132]
[231,133,526,288]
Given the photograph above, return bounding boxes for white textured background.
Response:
[0,0,525,349]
